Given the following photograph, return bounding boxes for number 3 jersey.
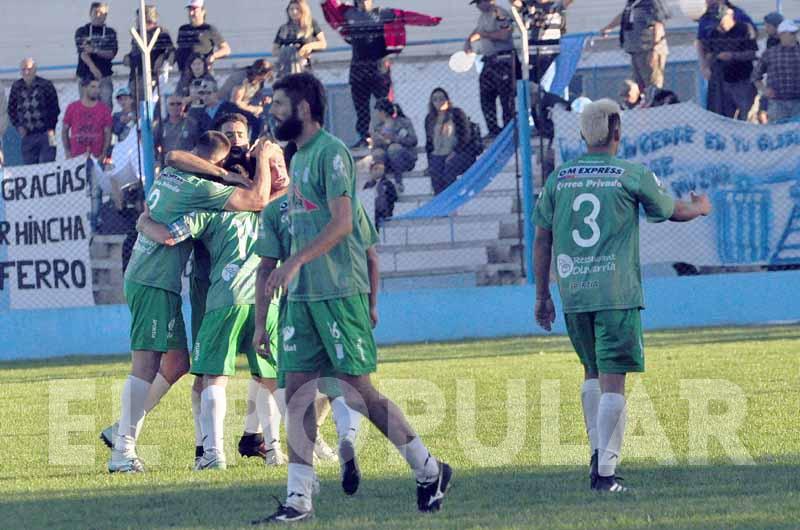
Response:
[533,153,675,314]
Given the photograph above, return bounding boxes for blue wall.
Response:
[2,270,799,360]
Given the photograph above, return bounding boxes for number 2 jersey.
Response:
[533,153,675,314]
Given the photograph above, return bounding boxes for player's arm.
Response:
[366,245,379,328]
[670,192,712,222]
[165,150,252,188]
[253,256,279,359]
[225,141,289,212]
[266,196,352,297]
[136,210,192,246]
[533,227,556,331]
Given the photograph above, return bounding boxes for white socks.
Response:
[200,385,227,458]
[244,379,262,435]
[581,379,601,455]
[257,386,283,446]
[191,388,203,447]
[286,463,315,513]
[115,375,151,453]
[143,373,171,414]
[597,392,627,477]
[397,437,438,483]
[331,396,361,444]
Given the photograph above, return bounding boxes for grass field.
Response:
[2,325,799,529]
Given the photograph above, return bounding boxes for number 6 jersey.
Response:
[533,153,675,313]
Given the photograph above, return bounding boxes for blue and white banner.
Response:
[553,103,800,267]
[0,157,95,309]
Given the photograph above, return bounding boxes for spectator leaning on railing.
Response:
[274,0,328,78]
[600,0,670,91]
[217,59,275,141]
[112,87,136,143]
[74,1,118,109]
[8,58,60,165]
[700,4,758,121]
[176,0,231,75]
[62,78,113,163]
[752,20,800,124]
[466,0,518,140]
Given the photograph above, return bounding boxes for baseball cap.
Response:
[115,87,131,98]
[186,0,204,8]
[764,12,784,27]
[778,20,799,34]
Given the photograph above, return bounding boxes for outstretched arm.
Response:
[253,256,279,359]
[366,246,379,328]
[136,212,191,246]
[670,192,712,222]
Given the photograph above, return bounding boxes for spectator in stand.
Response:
[8,58,60,165]
[701,4,758,120]
[466,0,518,139]
[696,1,754,111]
[513,0,574,84]
[363,159,398,230]
[764,12,784,49]
[370,97,417,193]
[74,2,118,109]
[325,0,396,148]
[187,79,231,134]
[62,78,113,162]
[217,59,275,141]
[155,93,201,156]
[274,0,328,78]
[753,20,800,124]
[425,88,478,195]
[600,0,670,91]
[175,0,231,74]
[756,12,784,123]
[112,87,136,143]
[176,54,218,104]
[123,5,175,102]
[619,79,643,109]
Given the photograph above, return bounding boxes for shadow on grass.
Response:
[3,463,799,530]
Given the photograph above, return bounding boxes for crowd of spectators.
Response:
[1,0,799,232]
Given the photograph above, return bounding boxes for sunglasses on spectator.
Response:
[168,102,183,107]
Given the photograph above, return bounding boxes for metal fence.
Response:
[1,23,799,315]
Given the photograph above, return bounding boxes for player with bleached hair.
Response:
[533,99,712,491]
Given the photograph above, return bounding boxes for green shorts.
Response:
[191,304,277,378]
[125,280,187,352]
[564,309,644,374]
[275,300,343,398]
[279,294,377,379]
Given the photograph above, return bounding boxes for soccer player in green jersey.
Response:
[253,73,451,524]
[252,197,378,497]
[533,99,712,492]
[136,140,287,470]
[108,131,286,473]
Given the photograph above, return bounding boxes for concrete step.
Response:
[377,237,519,254]
[380,246,489,274]
[380,218,502,246]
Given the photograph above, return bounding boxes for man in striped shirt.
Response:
[753,20,800,123]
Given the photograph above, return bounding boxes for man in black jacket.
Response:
[340,0,396,149]
[8,58,60,165]
[74,2,118,109]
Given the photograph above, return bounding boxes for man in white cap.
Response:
[175,0,231,74]
[753,19,800,123]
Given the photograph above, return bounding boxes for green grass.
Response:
[1,325,799,529]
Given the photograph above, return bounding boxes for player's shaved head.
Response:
[580,99,621,148]
[194,130,231,164]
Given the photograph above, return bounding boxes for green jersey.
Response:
[256,196,378,262]
[124,167,234,294]
[286,129,374,302]
[181,211,260,312]
[532,153,675,313]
